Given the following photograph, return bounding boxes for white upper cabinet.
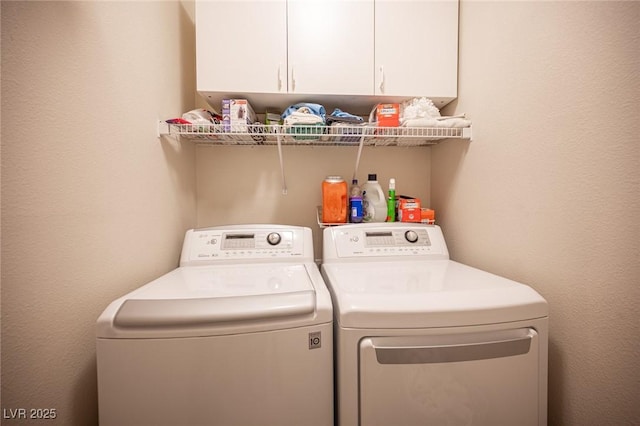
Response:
[374,0,458,102]
[196,1,288,94]
[197,0,373,97]
[287,0,374,96]
[196,0,458,110]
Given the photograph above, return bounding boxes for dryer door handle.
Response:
[113,290,316,328]
[368,328,536,364]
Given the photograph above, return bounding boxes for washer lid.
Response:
[322,260,548,328]
[104,263,316,332]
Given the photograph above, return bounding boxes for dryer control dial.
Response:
[267,232,282,246]
[405,230,419,243]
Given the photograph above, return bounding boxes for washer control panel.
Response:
[184,228,304,263]
[332,226,448,259]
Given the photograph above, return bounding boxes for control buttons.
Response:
[405,230,419,243]
[266,232,282,246]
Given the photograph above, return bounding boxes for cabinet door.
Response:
[287,0,374,96]
[375,0,458,101]
[196,1,288,94]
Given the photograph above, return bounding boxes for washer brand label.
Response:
[308,332,321,350]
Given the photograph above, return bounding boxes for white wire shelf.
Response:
[158,121,472,146]
[316,206,348,228]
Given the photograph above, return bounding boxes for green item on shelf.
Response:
[289,123,325,141]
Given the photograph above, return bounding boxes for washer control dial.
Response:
[266,232,282,246]
[404,230,419,243]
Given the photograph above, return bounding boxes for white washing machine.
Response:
[96,225,333,426]
[321,223,548,426]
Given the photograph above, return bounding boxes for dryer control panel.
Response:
[180,226,310,265]
[324,224,449,260]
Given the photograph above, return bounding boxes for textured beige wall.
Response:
[1,2,197,425]
[434,1,640,424]
[3,1,639,425]
[196,146,431,260]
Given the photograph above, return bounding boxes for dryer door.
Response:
[359,328,540,426]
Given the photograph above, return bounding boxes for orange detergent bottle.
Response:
[322,176,348,223]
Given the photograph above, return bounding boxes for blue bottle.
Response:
[349,179,364,223]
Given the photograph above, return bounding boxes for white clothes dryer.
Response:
[96,225,333,426]
[321,223,548,426]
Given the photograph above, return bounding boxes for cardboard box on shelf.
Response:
[376,103,400,127]
[222,99,256,132]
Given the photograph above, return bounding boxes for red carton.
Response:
[420,208,435,224]
[376,103,400,127]
[397,196,421,223]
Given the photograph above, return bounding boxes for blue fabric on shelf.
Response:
[330,108,364,122]
[281,103,326,123]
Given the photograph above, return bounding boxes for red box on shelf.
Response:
[376,103,400,127]
[397,196,421,223]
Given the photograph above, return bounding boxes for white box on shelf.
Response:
[222,99,256,132]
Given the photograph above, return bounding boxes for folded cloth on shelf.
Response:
[402,115,471,128]
[326,108,364,124]
[330,121,367,127]
[399,97,470,128]
[281,103,326,123]
[284,108,325,126]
